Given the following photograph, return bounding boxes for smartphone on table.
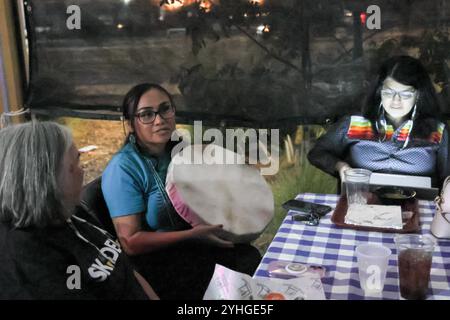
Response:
[282,199,332,217]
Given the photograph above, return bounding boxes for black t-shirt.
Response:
[0,215,148,300]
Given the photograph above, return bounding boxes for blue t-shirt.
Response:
[101,143,173,231]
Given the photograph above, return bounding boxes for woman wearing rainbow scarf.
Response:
[308,56,448,188]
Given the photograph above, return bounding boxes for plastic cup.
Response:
[345,169,371,205]
[355,243,392,294]
[394,235,434,300]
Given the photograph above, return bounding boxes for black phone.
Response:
[282,199,332,217]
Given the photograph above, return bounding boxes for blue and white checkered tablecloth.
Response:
[254,193,450,300]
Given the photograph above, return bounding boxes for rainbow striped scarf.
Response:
[430,122,445,144]
[347,116,375,140]
[346,116,444,144]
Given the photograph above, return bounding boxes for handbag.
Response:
[431,176,450,239]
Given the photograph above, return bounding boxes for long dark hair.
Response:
[363,56,443,139]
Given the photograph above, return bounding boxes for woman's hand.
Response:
[336,161,352,183]
[189,224,234,248]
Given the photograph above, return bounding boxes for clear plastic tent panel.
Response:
[25,0,449,126]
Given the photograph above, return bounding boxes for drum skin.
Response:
[166,144,274,243]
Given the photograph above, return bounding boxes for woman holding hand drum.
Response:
[102,83,265,300]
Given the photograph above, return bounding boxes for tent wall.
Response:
[0,0,25,124]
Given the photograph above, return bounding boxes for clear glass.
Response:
[394,235,435,300]
[345,168,371,205]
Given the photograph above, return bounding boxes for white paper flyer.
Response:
[203,264,326,300]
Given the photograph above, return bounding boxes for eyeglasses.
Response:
[134,103,175,124]
[381,88,416,100]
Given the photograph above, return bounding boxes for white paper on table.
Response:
[78,145,98,153]
[203,264,326,300]
[345,204,403,229]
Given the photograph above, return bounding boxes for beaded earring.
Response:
[129,132,136,145]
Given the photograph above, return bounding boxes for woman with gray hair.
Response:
[0,121,158,299]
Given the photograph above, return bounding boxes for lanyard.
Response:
[67,215,118,265]
[128,139,178,229]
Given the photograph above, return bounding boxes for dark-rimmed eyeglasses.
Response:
[134,103,175,124]
[381,88,416,100]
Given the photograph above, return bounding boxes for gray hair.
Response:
[0,121,73,228]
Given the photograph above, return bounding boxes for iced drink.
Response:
[398,248,432,300]
[395,235,434,300]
